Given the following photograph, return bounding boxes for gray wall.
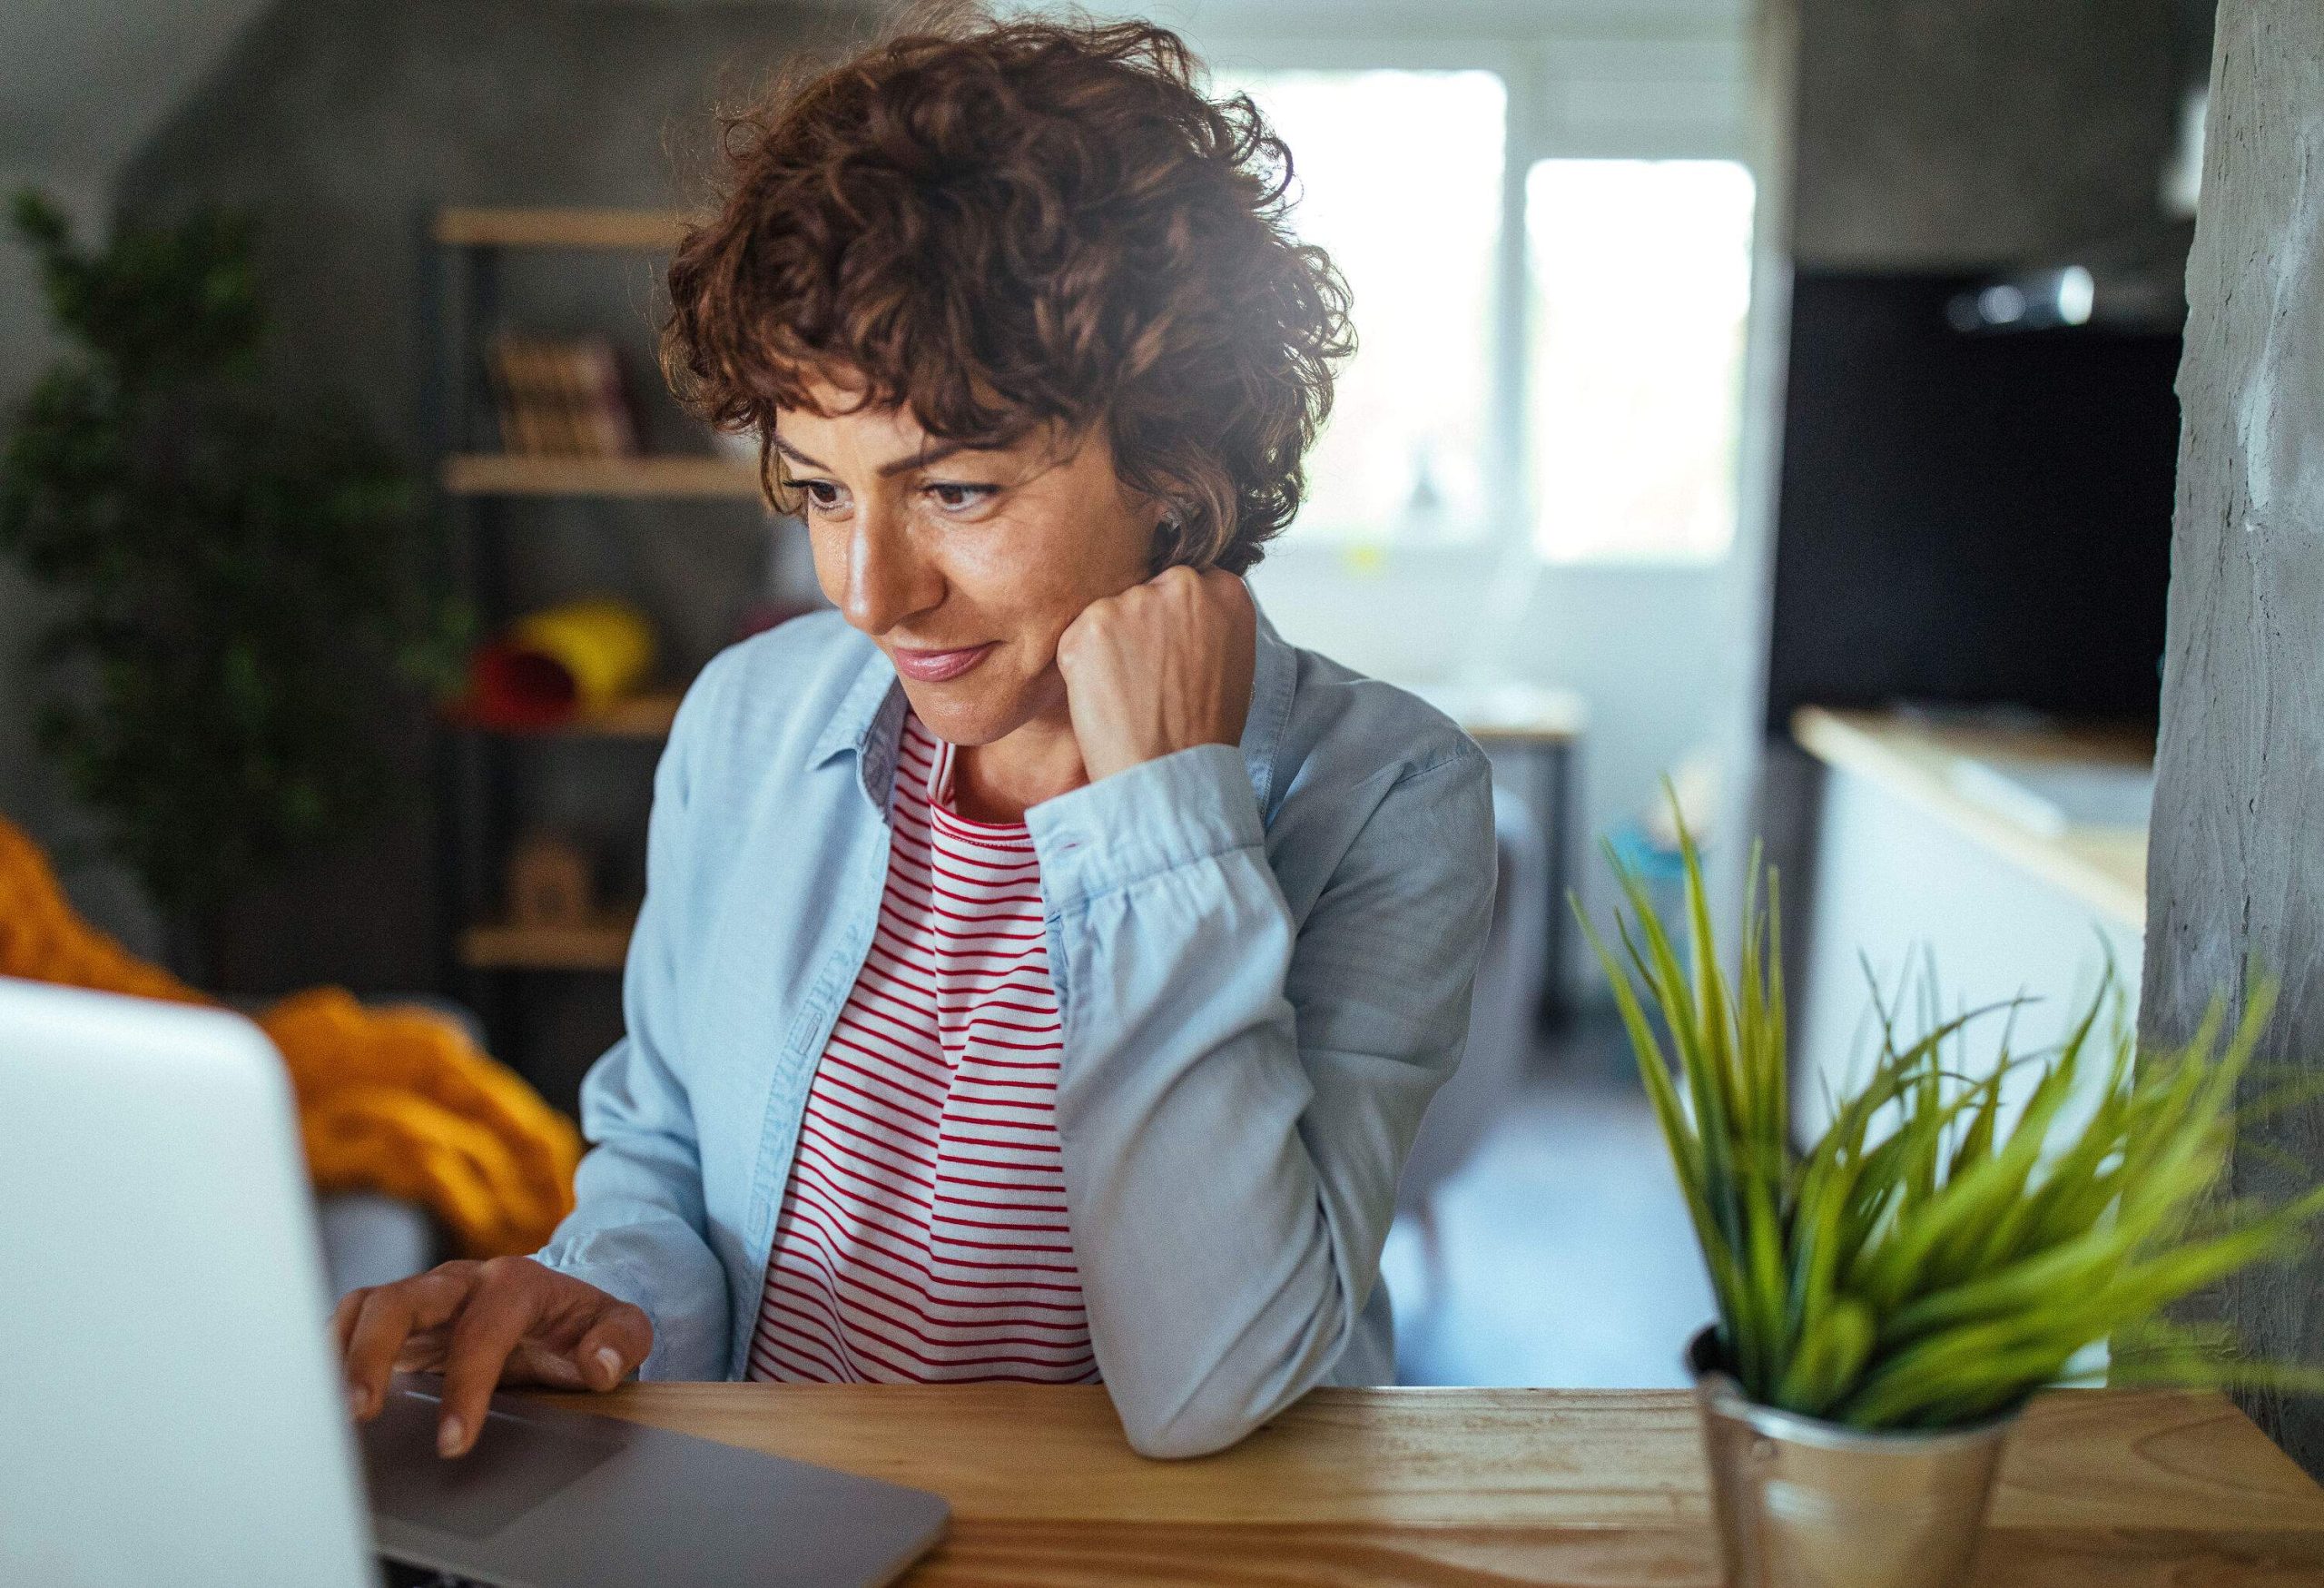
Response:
[103,0,858,995]
[2140,0,2324,1475]
[3,0,281,959]
[1790,0,2191,268]
[0,168,170,961]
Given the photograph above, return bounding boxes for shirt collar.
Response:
[810,587,1297,815]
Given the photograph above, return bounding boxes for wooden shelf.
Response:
[458,912,636,972]
[448,692,684,740]
[434,207,688,250]
[443,453,763,498]
[569,693,682,738]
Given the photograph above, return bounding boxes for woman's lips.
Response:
[891,643,994,683]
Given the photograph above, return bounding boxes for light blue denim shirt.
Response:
[534,599,1497,1457]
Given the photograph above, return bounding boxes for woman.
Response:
[338,10,1497,1461]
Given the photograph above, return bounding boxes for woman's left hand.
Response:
[1056,566,1257,784]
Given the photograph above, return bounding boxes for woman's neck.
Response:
[949,705,1087,824]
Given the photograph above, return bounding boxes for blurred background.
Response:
[0,0,2207,1386]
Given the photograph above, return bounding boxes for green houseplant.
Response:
[0,190,459,978]
[1578,814,2324,1588]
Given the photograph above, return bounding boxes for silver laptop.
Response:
[0,976,948,1588]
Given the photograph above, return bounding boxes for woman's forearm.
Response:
[1029,743,1494,1457]
[536,1040,733,1382]
[534,672,734,1381]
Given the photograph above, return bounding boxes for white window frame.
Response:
[1197,26,1756,570]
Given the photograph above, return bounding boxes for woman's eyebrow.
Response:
[879,440,973,478]
[770,436,977,478]
[770,435,831,472]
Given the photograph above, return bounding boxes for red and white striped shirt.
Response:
[746,712,1096,1385]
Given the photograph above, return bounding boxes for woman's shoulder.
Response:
[692,607,872,696]
[1259,637,1497,922]
[1269,640,1487,802]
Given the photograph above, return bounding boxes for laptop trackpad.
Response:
[362,1385,622,1540]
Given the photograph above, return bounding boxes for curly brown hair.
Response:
[660,7,1353,574]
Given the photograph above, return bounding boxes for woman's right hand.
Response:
[334,1256,654,1458]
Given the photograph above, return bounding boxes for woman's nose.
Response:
[840,502,942,636]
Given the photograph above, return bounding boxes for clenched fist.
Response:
[1054,566,1257,784]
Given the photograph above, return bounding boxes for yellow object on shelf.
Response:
[469,596,656,728]
[511,597,654,712]
[0,813,581,1258]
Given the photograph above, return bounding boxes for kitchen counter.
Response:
[566,1382,2324,1585]
[1787,705,2155,1132]
[1793,706,2152,927]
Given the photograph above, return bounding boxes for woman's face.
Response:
[775,386,1162,746]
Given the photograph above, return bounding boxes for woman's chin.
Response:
[896,680,1024,747]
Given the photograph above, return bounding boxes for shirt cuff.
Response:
[1026,743,1264,908]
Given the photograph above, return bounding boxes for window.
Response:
[1526,159,1757,564]
[1215,54,1756,565]
[1215,69,1506,545]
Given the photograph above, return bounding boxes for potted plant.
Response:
[0,190,461,981]
[1578,815,2324,1588]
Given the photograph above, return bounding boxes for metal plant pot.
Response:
[1687,1327,2019,1588]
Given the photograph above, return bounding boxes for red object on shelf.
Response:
[455,597,656,730]
[465,641,581,729]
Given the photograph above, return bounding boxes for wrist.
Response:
[1069,703,1244,786]
[1029,743,1263,902]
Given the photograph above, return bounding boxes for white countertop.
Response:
[1794,706,2152,927]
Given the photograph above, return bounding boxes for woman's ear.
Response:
[1142,487,1195,575]
[1147,516,1191,577]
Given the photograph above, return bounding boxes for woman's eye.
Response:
[800,480,846,514]
[927,482,997,512]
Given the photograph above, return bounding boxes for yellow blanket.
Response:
[0,814,581,1257]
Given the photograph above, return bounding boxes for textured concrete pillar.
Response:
[2139,0,2324,1475]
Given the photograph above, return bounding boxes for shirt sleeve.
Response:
[530,664,732,1380]
[1026,740,1498,1457]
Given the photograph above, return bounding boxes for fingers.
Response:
[393,1333,451,1371]
[1146,562,1239,599]
[331,1287,366,1362]
[506,1341,588,1389]
[337,1258,648,1458]
[572,1301,654,1392]
[1197,565,1255,619]
[336,1288,451,1374]
[504,1297,650,1392]
[435,1260,542,1457]
[341,1265,474,1422]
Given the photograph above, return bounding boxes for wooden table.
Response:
[572,1383,2324,1585]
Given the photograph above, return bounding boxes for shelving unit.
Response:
[422,203,747,1069]
[554,692,684,738]
[443,453,760,498]
[435,207,690,250]
[459,913,638,972]
[441,691,683,741]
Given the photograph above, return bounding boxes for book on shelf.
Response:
[486,332,640,458]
